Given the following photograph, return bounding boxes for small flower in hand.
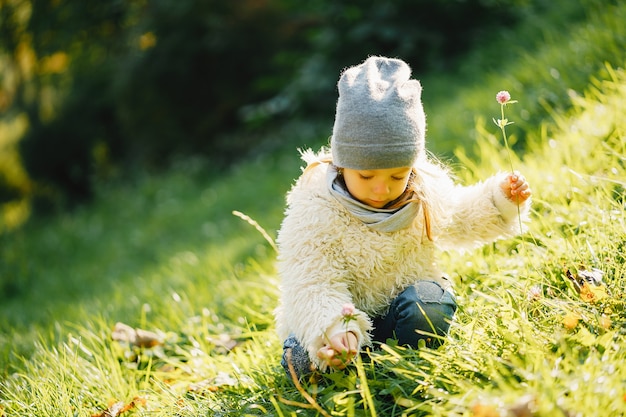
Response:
[317,332,358,370]
[318,303,359,370]
[341,303,355,320]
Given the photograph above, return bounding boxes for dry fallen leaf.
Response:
[91,397,146,417]
[207,333,241,353]
[508,395,537,417]
[471,403,499,417]
[112,322,162,348]
[578,268,605,286]
[565,267,609,303]
[472,395,537,417]
[579,282,609,303]
[563,312,581,330]
[188,371,239,394]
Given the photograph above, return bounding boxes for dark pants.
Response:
[281,280,457,378]
[371,280,457,348]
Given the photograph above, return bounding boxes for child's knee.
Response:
[397,281,457,336]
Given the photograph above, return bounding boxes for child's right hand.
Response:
[317,331,358,370]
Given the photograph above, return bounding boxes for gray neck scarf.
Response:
[326,165,420,233]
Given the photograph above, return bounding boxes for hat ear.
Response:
[399,79,422,101]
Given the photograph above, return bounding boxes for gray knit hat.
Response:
[331,56,426,170]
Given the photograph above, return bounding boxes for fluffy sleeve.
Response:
[274,166,371,370]
[435,171,531,251]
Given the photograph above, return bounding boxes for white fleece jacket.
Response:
[274,150,530,370]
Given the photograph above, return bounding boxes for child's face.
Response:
[342,167,412,208]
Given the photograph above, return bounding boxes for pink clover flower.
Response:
[496,90,511,104]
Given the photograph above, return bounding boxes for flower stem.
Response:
[500,104,515,174]
[499,103,523,234]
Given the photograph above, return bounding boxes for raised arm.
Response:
[436,171,532,251]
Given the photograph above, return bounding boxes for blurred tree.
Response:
[2,0,537,212]
[262,0,524,119]
[115,0,307,166]
[14,0,129,207]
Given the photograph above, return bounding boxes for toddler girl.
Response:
[274,56,531,378]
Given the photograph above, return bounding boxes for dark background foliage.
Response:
[0,0,595,209]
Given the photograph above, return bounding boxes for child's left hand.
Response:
[317,331,358,370]
[501,171,532,205]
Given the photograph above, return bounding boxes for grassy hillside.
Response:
[421,0,626,156]
[1,1,625,415]
[2,62,624,417]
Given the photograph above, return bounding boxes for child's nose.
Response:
[373,181,389,194]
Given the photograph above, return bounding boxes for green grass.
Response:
[421,0,626,156]
[0,147,303,360]
[2,2,626,415]
[2,64,624,417]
